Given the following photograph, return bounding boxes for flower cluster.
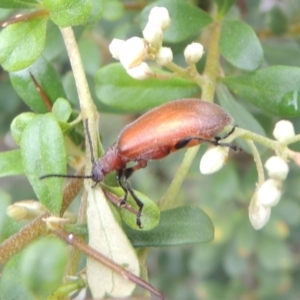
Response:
[109,6,204,80]
[249,120,295,230]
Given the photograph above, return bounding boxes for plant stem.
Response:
[0,173,83,266]
[60,27,99,175]
[202,18,221,101]
[246,140,265,185]
[158,7,221,210]
[224,127,284,154]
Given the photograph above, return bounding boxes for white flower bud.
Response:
[7,205,27,220]
[7,200,46,220]
[265,156,289,180]
[199,146,229,174]
[118,37,147,69]
[109,38,125,60]
[184,42,204,64]
[42,216,69,231]
[273,120,295,144]
[249,197,271,230]
[126,62,154,80]
[257,179,282,207]
[155,47,173,66]
[143,21,163,48]
[148,6,171,31]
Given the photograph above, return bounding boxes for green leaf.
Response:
[44,0,92,27]
[105,186,160,230]
[214,0,237,17]
[124,206,214,247]
[263,39,300,68]
[10,56,67,113]
[102,0,124,21]
[0,189,11,239]
[0,189,21,242]
[52,98,72,122]
[0,0,38,9]
[0,150,24,177]
[216,84,266,152]
[267,6,288,35]
[223,242,248,276]
[11,112,37,145]
[0,18,48,71]
[87,187,139,298]
[220,20,263,71]
[233,220,257,257]
[85,0,104,23]
[223,66,300,117]
[140,0,212,43]
[257,238,293,271]
[274,198,300,227]
[95,63,200,112]
[20,237,68,299]
[0,255,33,300]
[78,37,102,75]
[21,114,66,214]
[51,278,86,297]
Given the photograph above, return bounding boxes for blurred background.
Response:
[1,0,300,299]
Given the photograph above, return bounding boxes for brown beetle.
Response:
[41,98,235,227]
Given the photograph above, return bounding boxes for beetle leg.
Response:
[116,160,148,228]
[175,125,240,151]
[214,125,241,151]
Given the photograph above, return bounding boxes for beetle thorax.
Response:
[91,143,126,183]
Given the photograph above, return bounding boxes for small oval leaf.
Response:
[0,150,24,177]
[11,112,37,146]
[216,83,266,153]
[0,18,48,71]
[20,237,68,299]
[95,63,200,112]
[215,0,237,17]
[87,187,140,298]
[10,56,67,113]
[44,0,92,27]
[105,185,160,231]
[21,114,66,214]
[0,255,33,300]
[52,98,72,122]
[124,206,214,247]
[223,66,300,117]
[220,20,263,71]
[0,0,38,8]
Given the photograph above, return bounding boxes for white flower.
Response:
[126,62,154,80]
[249,196,271,230]
[118,37,147,69]
[273,120,295,144]
[257,179,282,207]
[109,38,125,60]
[155,47,173,66]
[184,42,204,64]
[143,21,163,49]
[199,146,229,174]
[148,6,171,31]
[265,156,289,180]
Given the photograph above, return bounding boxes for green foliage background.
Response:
[1,0,300,299]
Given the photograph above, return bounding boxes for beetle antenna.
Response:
[84,119,95,164]
[40,120,96,180]
[40,174,93,180]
